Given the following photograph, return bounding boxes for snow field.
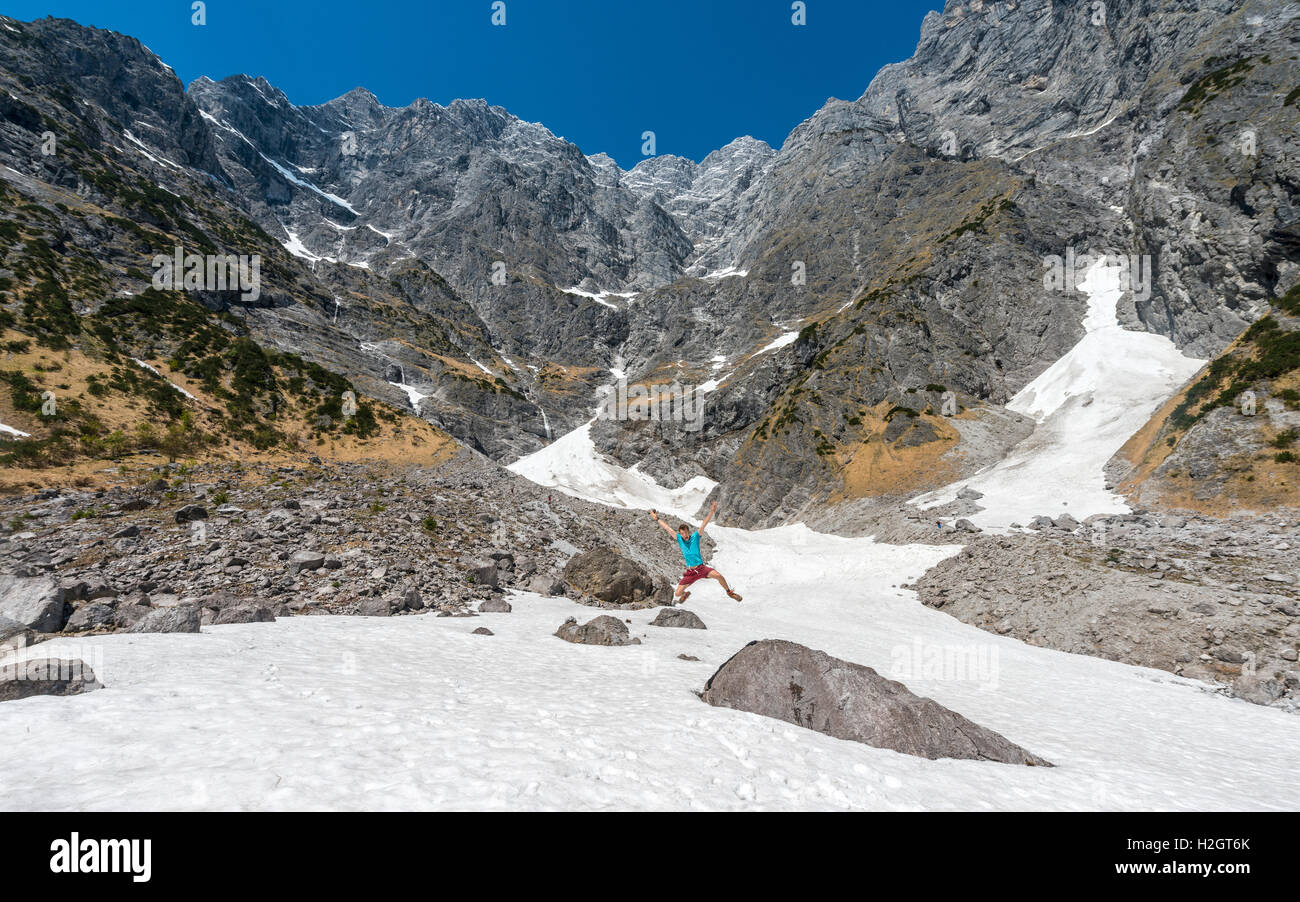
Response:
[913,260,1206,528]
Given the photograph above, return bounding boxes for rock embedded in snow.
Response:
[0,576,69,641]
[398,586,424,611]
[478,598,512,613]
[127,604,201,634]
[472,627,494,636]
[649,608,707,630]
[113,603,151,629]
[527,574,567,596]
[562,547,663,607]
[356,598,392,617]
[212,603,276,625]
[700,640,1051,766]
[0,658,102,702]
[471,564,499,588]
[1053,514,1080,532]
[554,615,641,647]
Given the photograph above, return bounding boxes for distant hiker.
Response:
[650,501,742,604]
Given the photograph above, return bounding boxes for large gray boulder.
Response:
[526,574,567,596]
[563,547,662,606]
[127,604,202,634]
[470,564,499,588]
[289,550,326,574]
[0,658,102,702]
[355,597,392,617]
[173,504,208,523]
[398,585,424,612]
[1053,513,1080,532]
[554,615,641,647]
[64,602,116,632]
[700,640,1051,766]
[0,576,69,642]
[650,608,707,630]
[212,603,276,625]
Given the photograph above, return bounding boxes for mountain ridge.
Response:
[1,2,1298,526]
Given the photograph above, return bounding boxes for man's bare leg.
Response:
[707,569,742,602]
[673,584,691,605]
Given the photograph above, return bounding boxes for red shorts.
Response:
[677,565,714,587]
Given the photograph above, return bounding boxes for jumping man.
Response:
[650,501,743,604]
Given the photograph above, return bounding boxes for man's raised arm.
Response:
[699,500,719,532]
[649,509,677,536]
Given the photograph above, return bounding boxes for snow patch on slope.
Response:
[508,420,715,520]
[912,261,1206,528]
[561,286,638,309]
[756,330,799,355]
[131,358,198,401]
[389,381,428,410]
[260,152,359,214]
[121,130,183,170]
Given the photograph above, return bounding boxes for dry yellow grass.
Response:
[0,330,463,490]
[1113,374,1200,491]
[0,331,153,436]
[1115,356,1300,514]
[1129,453,1298,515]
[834,402,962,500]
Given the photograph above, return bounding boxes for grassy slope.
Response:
[1114,286,1300,512]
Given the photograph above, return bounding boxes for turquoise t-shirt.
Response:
[676,531,703,567]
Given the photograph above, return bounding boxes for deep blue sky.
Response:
[5,0,943,168]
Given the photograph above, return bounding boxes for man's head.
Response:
[677,524,693,538]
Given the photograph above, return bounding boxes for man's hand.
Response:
[650,509,659,521]
[710,501,718,513]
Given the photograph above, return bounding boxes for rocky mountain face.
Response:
[0,16,575,461]
[1,1,1298,526]
[591,0,1300,525]
[623,136,775,270]
[187,75,694,361]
